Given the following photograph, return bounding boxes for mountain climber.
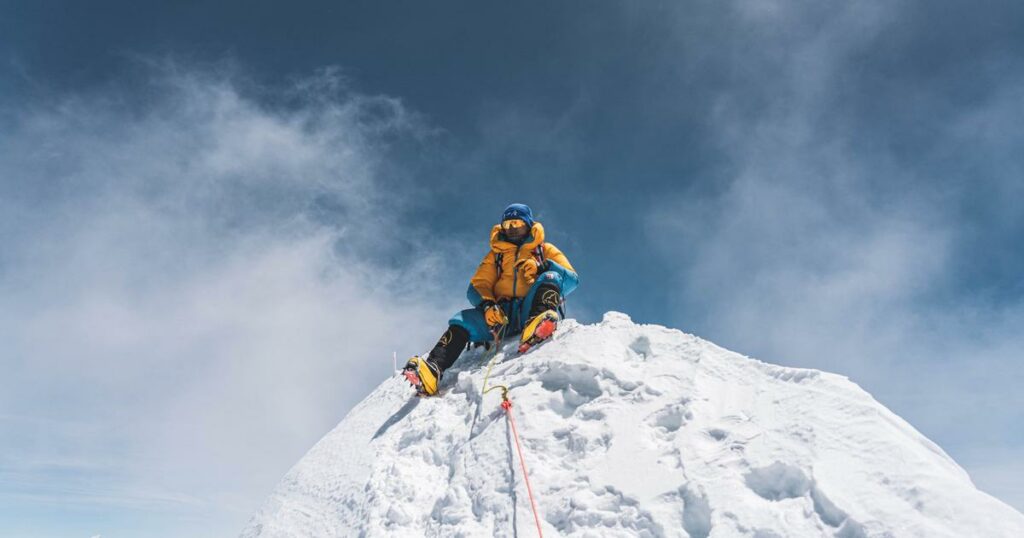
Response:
[403,203,579,396]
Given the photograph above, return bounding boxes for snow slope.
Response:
[241,312,1024,537]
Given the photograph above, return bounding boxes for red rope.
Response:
[502,399,544,538]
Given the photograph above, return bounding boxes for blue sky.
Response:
[1,1,1023,536]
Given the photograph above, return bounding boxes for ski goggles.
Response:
[500,218,528,232]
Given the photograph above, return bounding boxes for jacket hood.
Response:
[490,222,545,253]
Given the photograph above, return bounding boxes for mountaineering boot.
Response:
[518,283,562,353]
[519,309,559,353]
[403,325,470,396]
[403,356,441,396]
[528,284,562,319]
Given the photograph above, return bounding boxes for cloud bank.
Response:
[0,64,451,536]
[646,0,1024,510]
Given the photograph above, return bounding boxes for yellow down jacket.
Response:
[470,222,575,302]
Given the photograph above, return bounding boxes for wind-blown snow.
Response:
[241,312,1024,537]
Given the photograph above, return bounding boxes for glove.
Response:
[516,258,543,285]
[479,300,508,328]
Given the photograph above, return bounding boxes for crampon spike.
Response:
[518,318,557,353]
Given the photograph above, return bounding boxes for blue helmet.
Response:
[502,203,534,228]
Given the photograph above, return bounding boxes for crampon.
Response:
[518,310,559,353]
[402,356,440,396]
[403,369,423,391]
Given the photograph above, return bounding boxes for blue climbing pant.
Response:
[450,265,577,344]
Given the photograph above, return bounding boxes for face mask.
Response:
[501,219,529,241]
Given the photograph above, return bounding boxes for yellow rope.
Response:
[481,350,509,399]
[481,325,510,402]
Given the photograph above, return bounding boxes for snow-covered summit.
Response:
[241,312,1024,537]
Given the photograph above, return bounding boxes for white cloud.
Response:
[0,64,452,535]
[647,0,1024,511]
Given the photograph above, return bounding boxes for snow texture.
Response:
[241,312,1024,537]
